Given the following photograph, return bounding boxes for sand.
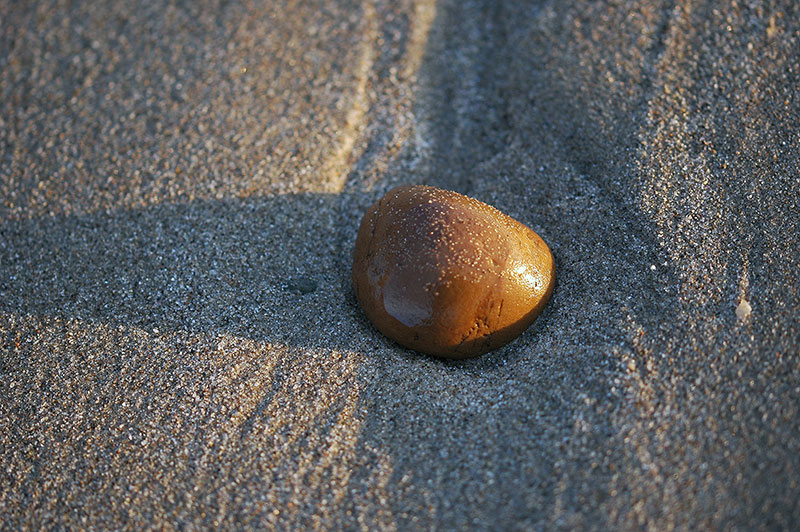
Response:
[2,0,799,529]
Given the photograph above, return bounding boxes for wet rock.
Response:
[352,185,555,359]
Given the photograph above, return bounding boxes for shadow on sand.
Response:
[1,193,374,349]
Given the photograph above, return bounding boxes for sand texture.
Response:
[2,0,799,530]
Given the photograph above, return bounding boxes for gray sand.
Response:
[2,0,799,530]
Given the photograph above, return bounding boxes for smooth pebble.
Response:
[352,185,555,358]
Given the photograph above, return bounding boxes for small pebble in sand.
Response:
[288,276,318,295]
[352,185,555,359]
[736,299,752,321]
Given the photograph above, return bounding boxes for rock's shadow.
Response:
[0,193,373,349]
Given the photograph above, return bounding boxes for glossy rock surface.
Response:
[352,185,555,358]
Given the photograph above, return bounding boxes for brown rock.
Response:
[352,185,555,359]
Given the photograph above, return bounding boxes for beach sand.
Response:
[2,0,799,529]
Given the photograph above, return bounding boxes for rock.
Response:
[288,276,317,295]
[352,185,555,359]
[736,299,752,321]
